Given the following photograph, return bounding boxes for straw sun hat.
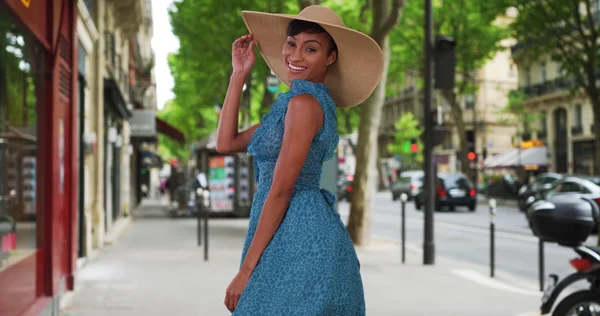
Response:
[241,5,384,108]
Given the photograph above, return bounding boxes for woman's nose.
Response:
[289,48,303,62]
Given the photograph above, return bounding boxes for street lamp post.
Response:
[423,0,435,265]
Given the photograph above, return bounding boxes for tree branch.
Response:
[571,0,590,51]
[377,0,406,39]
[583,0,599,40]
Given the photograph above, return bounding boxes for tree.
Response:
[388,112,424,168]
[508,0,600,175]
[165,0,286,159]
[393,0,510,182]
[346,0,406,246]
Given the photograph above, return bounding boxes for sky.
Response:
[151,0,179,110]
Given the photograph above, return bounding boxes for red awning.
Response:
[156,118,185,145]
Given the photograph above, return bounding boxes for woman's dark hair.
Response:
[287,19,338,54]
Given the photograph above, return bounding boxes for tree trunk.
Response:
[347,37,390,246]
[443,89,472,181]
[588,87,600,246]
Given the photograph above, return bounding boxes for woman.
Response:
[216,5,383,315]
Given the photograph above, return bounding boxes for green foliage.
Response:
[392,0,510,95]
[499,90,541,134]
[508,0,600,82]
[388,112,424,165]
[164,0,369,159]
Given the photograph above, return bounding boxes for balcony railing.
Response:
[519,76,576,97]
[518,71,600,99]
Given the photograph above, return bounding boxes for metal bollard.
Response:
[400,193,408,264]
[202,190,211,262]
[196,188,203,247]
[488,198,497,278]
[539,239,545,291]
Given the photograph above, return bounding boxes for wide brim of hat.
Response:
[241,10,384,108]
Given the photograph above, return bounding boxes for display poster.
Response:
[208,156,235,211]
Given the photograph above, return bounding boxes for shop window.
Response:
[0,11,44,271]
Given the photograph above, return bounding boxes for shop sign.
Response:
[20,0,31,8]
[521,140,543,149]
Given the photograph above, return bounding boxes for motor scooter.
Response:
[541,245,600,315]
[528,196,600,315]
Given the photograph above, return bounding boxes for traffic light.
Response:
[140,167,148,175]
[402,140,411,152]
[467,151,477,161]
[410,138,419,153]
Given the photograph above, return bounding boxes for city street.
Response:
[339,192,599,285]
[61,199,543,316]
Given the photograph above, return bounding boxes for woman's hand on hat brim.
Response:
[232,34,256,77]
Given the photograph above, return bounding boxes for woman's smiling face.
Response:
[282,32,337,83]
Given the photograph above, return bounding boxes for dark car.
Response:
[415,172,477,212]
[390,170,423,201]
[517,173,563,212]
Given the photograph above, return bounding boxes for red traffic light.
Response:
[410,143,419,153]
[467,151,476,161]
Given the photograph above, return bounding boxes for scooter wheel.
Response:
[552,290,600,316]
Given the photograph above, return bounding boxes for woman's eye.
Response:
[287,41,296,47]
[306,47,316,53]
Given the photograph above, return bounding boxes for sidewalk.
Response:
[61,199,542,316]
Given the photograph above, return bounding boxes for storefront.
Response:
[0,1,78,315]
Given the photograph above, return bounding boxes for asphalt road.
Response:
[338,192,599,285]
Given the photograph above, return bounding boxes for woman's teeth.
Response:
[288,63,307,72]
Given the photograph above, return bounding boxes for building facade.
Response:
[511,47,597,176]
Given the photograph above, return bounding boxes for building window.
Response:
[539,112,547,138]
[0,9,44,272]
[572,104,583,135]
[525,67,531,87]
[464,94,475,110]
[540,62,547,84]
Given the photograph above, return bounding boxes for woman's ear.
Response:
[326,50,337,66]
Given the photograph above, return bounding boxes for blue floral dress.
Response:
[233,79,365,315]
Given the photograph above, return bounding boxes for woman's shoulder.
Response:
[288,79,336,111]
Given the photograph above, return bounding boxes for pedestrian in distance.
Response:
[216,5,383,315]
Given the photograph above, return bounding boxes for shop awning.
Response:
[156,117,185,145]
[484,146,550,169]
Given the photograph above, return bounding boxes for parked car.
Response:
[517,172,563,212]
[414,172,477,212]
[390,170,423,201]
[337,174,354,202]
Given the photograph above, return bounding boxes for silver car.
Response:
[391,170,423,201]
